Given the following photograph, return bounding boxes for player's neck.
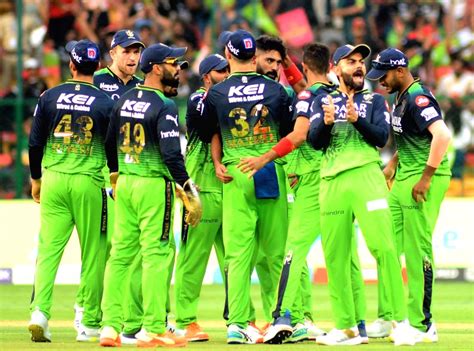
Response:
[229,62,256,74]
[72,74,93,84]
[109,64,133,84]
[399,75,415,96]
[307,72,329,87]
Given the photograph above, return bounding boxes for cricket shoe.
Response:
[99,326,121,347]
[166,322,176,334]
[119,330,139,345]
[410,322,438,343]
[135,328,187,348]
[73,304,84,332]
[263,316,293,344]
[390,320,417,346]
[76,324,100,342]
[28,309,51,342]
[227,324,252,344]
[286,323,310,343]
[357,320,369,344]
[174,322,209,342]
[316,326,362,346]
[366,318,392,338]
[245,323,264,344]
[304,319,326,340]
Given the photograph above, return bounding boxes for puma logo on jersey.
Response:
[166,114,178,126]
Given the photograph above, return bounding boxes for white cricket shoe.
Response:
[245,323,264,344]
[263,318,293,344]
[390,320,417,346]
[73,304,84,332]
[366,318,392,338]
[28,309,51,342]
[120,331,138,345]
[76,324,100,342]
[316,326,362,346]
[414,322,439,343]
[304,319,326,340]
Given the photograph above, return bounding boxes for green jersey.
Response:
[29,80,114,184]
[309,89,390,179]
[391,79,451,180]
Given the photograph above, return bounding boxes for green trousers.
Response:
[273,171,366,325]
[30,170,106,328]
[174,191,225,329]
[379,174,450,331]
[101,175,174,334]
[223,163,288,327]
[320,163,406,329]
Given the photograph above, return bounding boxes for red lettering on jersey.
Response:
[415,95,429,107]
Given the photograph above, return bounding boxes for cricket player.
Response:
[72,29,145,334]
[28,39,114,343]
[239,42,366,344]
[366,48,451,342]
[308,44,417,346]
[99,43,201,348]
[201,29,293,344]
[174,54,229,342]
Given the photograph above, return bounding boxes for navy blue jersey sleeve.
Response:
[28,93,50,179]
[105,103,119,173]
[410,93,443,132]
[185,91,204,134]
[308,95,333,150]
[278,85,294,137]
[158,102,189,186]
[200,88,219,143]
[352,94,389,148]
[293,90,313,120]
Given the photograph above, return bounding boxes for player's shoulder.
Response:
[407,80,437,106]
[94,67,111,77]
[189,88,206,102]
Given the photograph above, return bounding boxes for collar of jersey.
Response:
[309,81,335,91]
[105,66,139,85]
[135,84,167,99]
[395,78,420,105]
[335,87,369,96]
[228,72,260,78]
[65,79,100,90]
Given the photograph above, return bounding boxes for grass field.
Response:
[1,283,473,350]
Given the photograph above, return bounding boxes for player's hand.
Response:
[288,173,298,188]
[237,156,267,178]
[412,175,431,203]
[382,166,396,190]
[215,163,233,183]
[31,178,41,204]
[346,94,358,123]
[322,95,335,125]
[176,179,202,226]
[110,172,119,200]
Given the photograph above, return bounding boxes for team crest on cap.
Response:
[126,30,135,38]
[87,48,97,59]
[243,38,253,49]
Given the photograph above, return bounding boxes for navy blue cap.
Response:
[140,43,188,73]
[199,54,229,76]
[218,29,256,60]
[333,44,371,65]
[65,40,100,68]
[111,29,145,49]
[366,48,409,80]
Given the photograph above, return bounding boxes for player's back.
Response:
[206,73,292,164]
[31,80,114,182]
[110,86,176,178]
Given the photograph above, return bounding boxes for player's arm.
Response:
[28,95,49,203]
[308,94,334,150]
[349,94,389,148]
[158,104,202,226]
[105,104,119,196]
[198,88,219,143]
[383,151,398,190]
[185,91,204,136]
[282,55,306,94]
[211,133,233,183]
[411,96,451,202]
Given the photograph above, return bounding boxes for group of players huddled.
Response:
[27,27,451,348]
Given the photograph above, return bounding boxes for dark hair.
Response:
[74,61,99,76]
[303,43,330,75]
[256,35,286,61]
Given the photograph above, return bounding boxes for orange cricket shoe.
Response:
[184,322,209,342]
[136,329,187,348]
[99,326,121,347]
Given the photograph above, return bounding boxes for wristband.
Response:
[272,137,296,158]
[283,62,304,86]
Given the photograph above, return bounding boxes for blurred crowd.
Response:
[0,0,473,198]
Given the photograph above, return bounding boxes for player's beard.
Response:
[162,67,180,97]
[341,70,364,91]
[257,63,278,81]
